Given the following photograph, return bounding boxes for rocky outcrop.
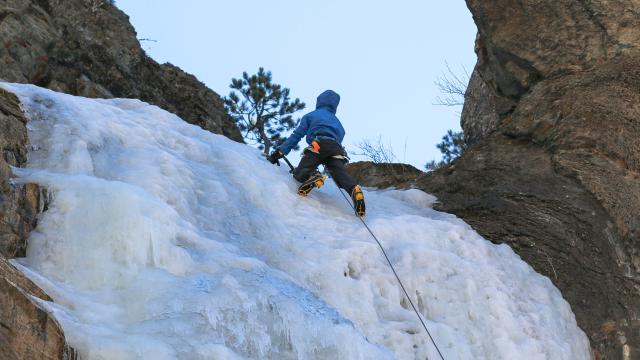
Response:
[460,65,499,146]
[0,0,242,141]
[347,162,422,189]
[468,0,640,115]
[0,88,38,259]
[0,88,74,358]
[0,258,77,360]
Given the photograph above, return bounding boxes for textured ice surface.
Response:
[2,83,591,359]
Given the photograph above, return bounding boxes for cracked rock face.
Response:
[0,88,75,359]
[460,65,500,146]
[0,258,77,360]
[0,88,36,259]
[0,0,242,142]
[468,0,640,114]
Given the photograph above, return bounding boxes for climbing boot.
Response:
[351,185,366,217]
[297,171,326,196]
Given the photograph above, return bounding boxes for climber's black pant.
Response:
[293,139,357,193]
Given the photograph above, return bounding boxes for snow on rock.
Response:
[1,83,591,360]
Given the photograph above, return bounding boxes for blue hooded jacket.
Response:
[278,90,345,155]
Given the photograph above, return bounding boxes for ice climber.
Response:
[267,89,366,217]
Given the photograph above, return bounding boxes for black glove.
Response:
[267,149,284,165]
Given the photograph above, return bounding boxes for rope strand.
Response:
[335,182,445,360]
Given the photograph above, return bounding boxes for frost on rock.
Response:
[1,83,591,359]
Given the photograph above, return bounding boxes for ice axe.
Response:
[268,151,295,173]
[280,155,295,173]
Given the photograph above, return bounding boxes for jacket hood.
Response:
[316,90,340,114]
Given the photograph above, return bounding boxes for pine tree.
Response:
[425,130,466,170]
[437,130,466,163]
[223,68,305,155]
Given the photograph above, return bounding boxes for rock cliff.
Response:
[0,88,75,359]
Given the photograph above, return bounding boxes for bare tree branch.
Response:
[351,136,397,164]
[433,62,470,107]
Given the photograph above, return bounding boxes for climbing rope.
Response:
[334,181,446,360]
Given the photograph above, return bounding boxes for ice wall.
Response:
[2,83,591,359]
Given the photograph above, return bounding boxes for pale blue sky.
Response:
[116,1,477,168]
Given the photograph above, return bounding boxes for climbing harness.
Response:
[311,140,321,153]
[304,137,350,161]
[279,155,446,359]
